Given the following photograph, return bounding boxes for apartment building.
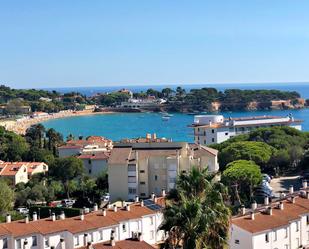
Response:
[191,114,303,145]
[0,162,48,185]
[230,187,309,249]
[108,137,219,201]
[0,198,164,249]
[77,153,110,177]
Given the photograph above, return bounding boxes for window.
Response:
[204,139,206,144]
[128,176,136,183]
[128,165,136,171]
[44,238,49,248]
[99,230,103,241]
[150,217,154,225]
[88,169,92,174]
[225,132,228,136]
[32,236,37,247]
[211,138,215,143]
[296,221,299,231]
[88,159,92,164]
[211,129,214,133]
[182,170,186,174]
[265,233,269,243]
[307,215,309,225]
[140,193,146,196]
[128,188,136,194]
[273,230,277,241]
[234,240,240,244]
[16,239,21,249]
[140,181,146,185]
[154,175,158,181]
[140,170,145,173]
[122,224,127,232]
[285,227,288,238]
[74,236,80,246]
[296,238,300,247]
[90,233,94,242]
[284,245,289,249]
[3,238,8,249]
[203,131,206,136]
[150,230,154,240]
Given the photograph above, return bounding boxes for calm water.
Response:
[42,109,309,142]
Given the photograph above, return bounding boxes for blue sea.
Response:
[42,83,309,142]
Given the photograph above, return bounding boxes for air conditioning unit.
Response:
[131,232,138,239]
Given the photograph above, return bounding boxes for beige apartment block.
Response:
[108,139,218,202]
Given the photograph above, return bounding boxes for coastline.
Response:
[0,110,114,135]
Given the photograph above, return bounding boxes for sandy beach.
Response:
[0,110,113,135]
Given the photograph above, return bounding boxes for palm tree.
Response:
[160,167,231,249]
[46,128,63,156]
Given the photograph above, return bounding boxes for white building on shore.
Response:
[191,114,303,145]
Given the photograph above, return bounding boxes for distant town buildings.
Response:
[108,134,218,201]
[230,186,309,249]
[191,114,303,145]
[0,197,164,249]
[0,161,48,185]
[120,97,166,110]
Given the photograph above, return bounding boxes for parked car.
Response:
[262,174,272,183]
[101,193,110,202]
[16,207,29,214]
[61,199,75,207]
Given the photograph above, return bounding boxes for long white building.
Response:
[191,114,302,145]
[0,198,164,249]
[230,188,309,249]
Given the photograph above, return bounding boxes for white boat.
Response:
[162,116,170,121]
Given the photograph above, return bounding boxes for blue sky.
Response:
[1,0,309,88]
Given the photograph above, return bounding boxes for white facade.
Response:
[193,115,303,145]
[0,200,164,249]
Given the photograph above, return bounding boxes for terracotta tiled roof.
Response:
[0,163,26,176]
[78,239,155,249]
[0,202,157,237]
[189,144,218,156]
[232,198,309,233]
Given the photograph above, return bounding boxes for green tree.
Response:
[50,157,84,198]
[219,141,275,169]
[0,180,14,215]
[160,167,230,249]
[221,160,262,206]
[46,128,63,155]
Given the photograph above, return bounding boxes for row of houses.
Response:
[0,161,48,185]
[0,196,165,249]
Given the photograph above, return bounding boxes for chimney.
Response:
[6,214,11,223]
[93,204,98,212]
[289,185,294,194]
[151,192,155,201]
[122,200,126,208]
[250,211,255,220]
[138,232,143,241]
[126,204,131,211]
[140,200,144,207]
[303,180,308,189]
[279,201,284,210]
[267,207,273,216]
[161,189,166,197]
[84,207,90,214]
[306,191,309,199]
[291,196,296,204]
[240,205,246,215]
[32,212,37,221]
[59,211,65,220]
[80,213,84,221]
[135,196,139,203]
[264,196,269,206]
[107,202,112,209]
[154,196,158,203]
[152,133,157,140]
[102,208,107,216]
[24,215,29,224]
[110,231,116,246]
[113,205,117,212]
[51,213,56,221]
[83,234,88,246]
[251,201,257,211]
[146,133,151,140]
